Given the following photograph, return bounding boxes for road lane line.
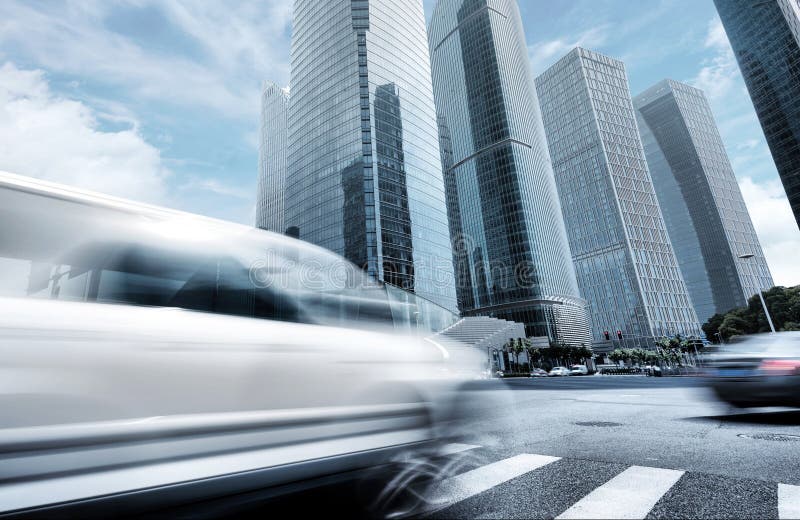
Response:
[427,453,560,507]
[779,483,800,519]
[557,465,685,519]
[438,443,481,456]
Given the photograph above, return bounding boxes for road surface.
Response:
[163,376,800,519]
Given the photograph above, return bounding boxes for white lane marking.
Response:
[557,465,684,519]
[427,453,560,507]
[438,443,481,456]
[779,483,800,520]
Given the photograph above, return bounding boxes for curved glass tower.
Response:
[634,79,773,324]
[428,0,591,345]
[256,82,289,233]
[284,0,457,312]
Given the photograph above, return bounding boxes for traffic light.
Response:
[604,331,610,341]
[617,330,623,340]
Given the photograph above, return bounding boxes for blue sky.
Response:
[0,0,797,285]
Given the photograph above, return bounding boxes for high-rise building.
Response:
[714,0,800,229]
[428,0,591,345]
[283,0,457,312]
[256,82,289,232]
[634,79,773,324]
[536,48,701,343]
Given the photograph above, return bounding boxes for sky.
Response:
[0,0,797,286]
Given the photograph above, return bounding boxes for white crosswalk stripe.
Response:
[556,465,685,519]
[426,453,560,508]
[779,483,800,520]
[427,447,798,519]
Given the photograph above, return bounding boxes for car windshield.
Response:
[0,184,458,332]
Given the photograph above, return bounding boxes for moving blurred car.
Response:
[706,332,800,408]
[644,364,662,377]
[549,367,571,377]
[570,365,589,376]
[0,172,485,517]
[530,368,548,378]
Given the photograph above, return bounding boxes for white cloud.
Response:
[179,177,251,200]
[0,0,292,120]
[0,62,168,202]
[529,26,610,73]
[738,177,800,287]
[737,138,760,151]
[690,18,739,100]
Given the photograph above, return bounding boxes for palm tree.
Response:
[511,338,526,372]
[526,344,543,369]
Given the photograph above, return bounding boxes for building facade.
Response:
[536,48,701,344]
[284,0,457,311]
[634,79,773,324]
[256,82,289,232]
[714,0,800,229]
[428,0,591,345]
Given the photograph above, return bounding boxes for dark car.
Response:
[706,332,800,408]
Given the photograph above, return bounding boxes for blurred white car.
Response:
[0,172,485,516]
[548,367,571,377]
[570,365,589,376]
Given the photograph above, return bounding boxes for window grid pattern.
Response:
[634,79,773,323]
[715,0,800,229]
[536,48,701,341]
[429,0,591,344]
[256,82,289,233]
[285,0,457,312]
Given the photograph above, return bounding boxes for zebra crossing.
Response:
[422,444,800,519]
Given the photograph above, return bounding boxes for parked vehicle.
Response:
[0,171,487,517]
[706,332,800,408]
[530,368,548,378]
[549,366,571,377]
[570,365,589,376]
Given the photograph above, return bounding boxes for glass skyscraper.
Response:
[256,82,289,233]
[714,0,800,229]
[536,48,701,343]
[428,0,591,345]
[284,0,457,312]
[634,79,773,324]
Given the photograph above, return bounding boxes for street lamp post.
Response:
[738,254,776,333]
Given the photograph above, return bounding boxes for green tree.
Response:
[525,341,542,369]
[608,349,625,364]
[718,313,751,340]
[644,351,660,365]
[573,345,593,363]
[701,285,800,340]
[702,313,725,342]
[506,338,526,373]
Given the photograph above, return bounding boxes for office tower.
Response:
[714,0,800,229]
[428,0,591,345]
[536,48,701,343]
[256,82,289,232]
[284,0,457,312]
[634,79,774,324]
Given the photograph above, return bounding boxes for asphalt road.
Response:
[427,375,800,519]
[169,376,800,519]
